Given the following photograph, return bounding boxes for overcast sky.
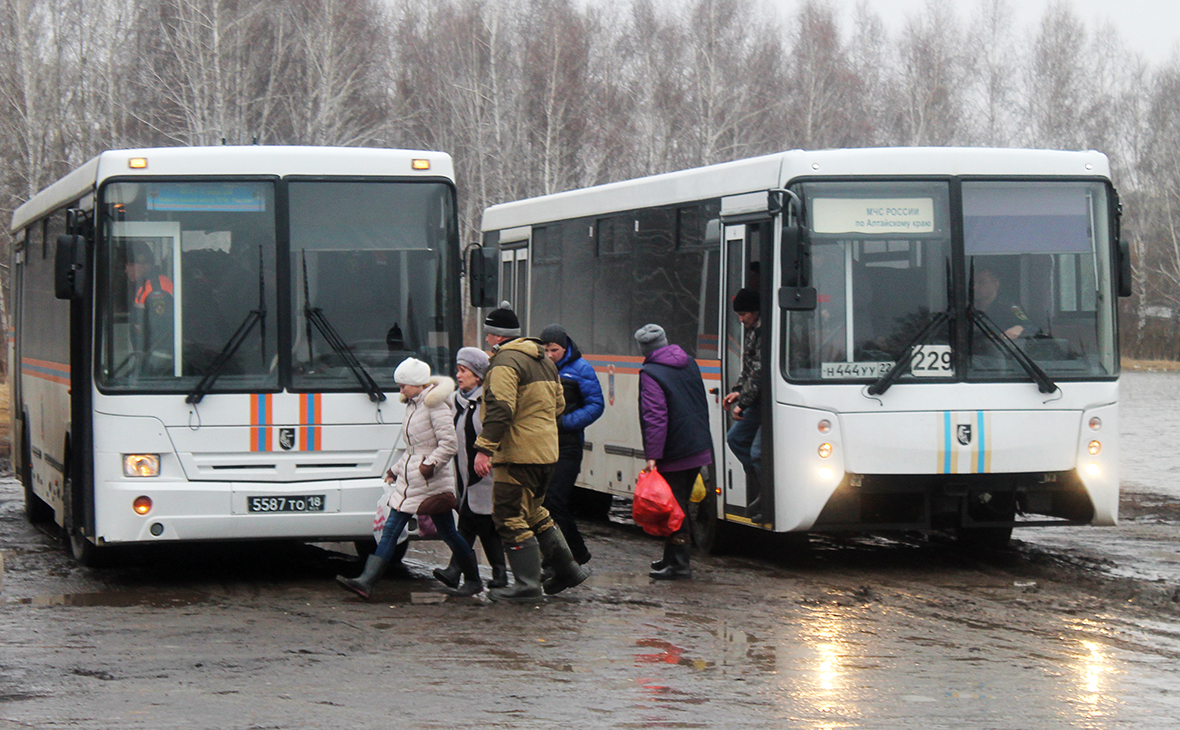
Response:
[783,0,1180,65]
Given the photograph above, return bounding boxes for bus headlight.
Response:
[1084,463,1101,478]
[818,443,833,459]
[133,496,153,515]
[123,454,160,477]
[1088,440,1102,455]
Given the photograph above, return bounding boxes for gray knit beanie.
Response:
[634,324,669,356]
[484,302,521,338]
[455,346,489,380]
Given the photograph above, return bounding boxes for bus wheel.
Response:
[572,487,613,521]
[689,469,732,555]
[21,419,52,524]
[68,531,109,567]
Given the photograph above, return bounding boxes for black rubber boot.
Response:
[445,548,484,597]
[336,554,389,600]
[537,526,591,595]
[488,563,509,589]
[432,556,462,589]
[650,542,672,572]
[650,541,692,580]
[488,537,544,603]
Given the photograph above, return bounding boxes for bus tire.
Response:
[21,418,52,524]
[572,486,613,521]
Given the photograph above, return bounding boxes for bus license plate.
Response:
[247,495,326,513]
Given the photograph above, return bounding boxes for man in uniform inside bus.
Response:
[473,305,590,602]
[973,266,1034,340]
[723,288,764,522]
[124,239,174,371]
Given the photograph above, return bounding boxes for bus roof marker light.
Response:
[1088,440,1102,456]
[1089,417,1102,431]
[411,158,431,170]
[818,466,834,481]
[1084,463,1101,478]
[818,443,833,459]
[123,454,160,478]
[128,157,147,169]
[817,419,831,434]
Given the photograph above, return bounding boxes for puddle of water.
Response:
[13,589,209,608]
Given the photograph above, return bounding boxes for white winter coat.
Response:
[387,376,458,514]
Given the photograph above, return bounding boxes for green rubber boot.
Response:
[487,537,544,603]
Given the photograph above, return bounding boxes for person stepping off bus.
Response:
[474,305,591,602]
[723,288,764,523]
[635,324,713,580]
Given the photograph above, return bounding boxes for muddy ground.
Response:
[2,477,1180,729]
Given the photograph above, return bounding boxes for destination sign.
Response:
[812,197,935,235]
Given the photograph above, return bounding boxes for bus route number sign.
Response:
[910,345,953,377]
[247,495,326,513]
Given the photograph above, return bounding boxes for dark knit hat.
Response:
[732,288,760,313]
[484,303,521,338]
[634,324,669,356]
[539,324,568,347]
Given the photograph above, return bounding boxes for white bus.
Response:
[478,147,1130,550]
[11,146,462,564]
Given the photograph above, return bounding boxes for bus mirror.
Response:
[468,246,499,308]
[54,234,87,300]
[1118,239,1132,297]
[705,219,721,247]
[779,224,816,311]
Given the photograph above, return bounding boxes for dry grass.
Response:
[1123,359,1180,373]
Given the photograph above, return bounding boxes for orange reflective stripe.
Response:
[134,275,174,305]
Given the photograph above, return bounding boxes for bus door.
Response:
[498,235,530,332]
[720,221,767,524]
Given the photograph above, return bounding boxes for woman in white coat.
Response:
[336,358,483,599]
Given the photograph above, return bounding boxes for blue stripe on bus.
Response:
[977,410,986,474]
[943,411,952,474]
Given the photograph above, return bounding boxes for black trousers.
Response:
[543,447,590,563]
[662,467,700,546]
[457,499,506,571]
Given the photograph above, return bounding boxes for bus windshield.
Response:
[787,181,952,381]
[97,180,279,391]
[95,178,459,393]
[964,181,1116,380]
[785,179,1116,383]
[288,180,457,390]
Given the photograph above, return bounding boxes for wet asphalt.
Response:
[3,476,1180,729]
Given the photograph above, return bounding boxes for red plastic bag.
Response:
[632,468,685,537]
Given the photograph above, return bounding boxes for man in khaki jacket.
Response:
[474,306,590,602]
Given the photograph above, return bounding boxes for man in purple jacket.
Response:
[634,324,713,580]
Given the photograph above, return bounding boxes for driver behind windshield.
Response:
[973,267,1036,339]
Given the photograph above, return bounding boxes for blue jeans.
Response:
[375,508,474,563]
[726,405,762,477]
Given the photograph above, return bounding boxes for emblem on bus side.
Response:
[956,424,973,446]
[279,428,296,451]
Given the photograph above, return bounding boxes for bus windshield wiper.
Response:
[186,309,264,404]
[866,309,950,396]
[187,246,267,405]
[301,252,386,403]
[969,308,1057,394]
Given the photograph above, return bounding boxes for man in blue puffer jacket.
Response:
[538,324,605,566]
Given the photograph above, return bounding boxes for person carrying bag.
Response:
[336,358,483,600]
[634,324,713,580]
